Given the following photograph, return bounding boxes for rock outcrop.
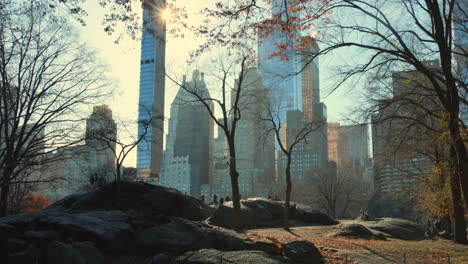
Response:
[0,182,323,264]
[329,224,387,240]
[352,218,425,240]
[208,198,338,229]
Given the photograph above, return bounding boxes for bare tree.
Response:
[195,0,467,243]
[0,1,108,216]
[86,115,161,203]
[260,102,325,229]
[166,56,249,221]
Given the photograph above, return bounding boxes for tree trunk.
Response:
[448,108,468,208]
[449,145,468,243]
[0,183,10,217]
[116,163,121,208]
[284,154,292,230]
[228,139,241,226]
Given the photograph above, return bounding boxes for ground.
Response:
[241,220,468,264]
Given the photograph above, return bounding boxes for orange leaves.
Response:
[23,195,51,213]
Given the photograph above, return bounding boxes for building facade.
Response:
[370,65,439,217]
[136,0,167,180]
[85,105,117,179]
[160,71,214,197]
[233,68,276,197]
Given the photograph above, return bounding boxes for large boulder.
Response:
[47,181,211,221]
[207,198,337,228]
[43,241,109,264]
[282,240,324,264]
[135,217,251,255]
[329,224,376,239]
[175,249,296,264]
[0,210,133,255]
[353,218,425,240]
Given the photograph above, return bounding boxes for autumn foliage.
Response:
[23,195,51,213]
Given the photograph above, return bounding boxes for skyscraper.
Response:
[233,68,276,197]
[328,123,371,181]
[136,0,166,180]
[370,63,439,217]
[161,71,214,196]
[85,105,117,177]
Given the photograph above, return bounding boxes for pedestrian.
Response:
[219,197,224,205]
[200,195,205,203]
[213,194,218,205]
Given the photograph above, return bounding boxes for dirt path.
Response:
[242,223,468,264]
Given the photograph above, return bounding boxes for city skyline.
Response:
[73,0,360,167]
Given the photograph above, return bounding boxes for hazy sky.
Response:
[75,0,359,166]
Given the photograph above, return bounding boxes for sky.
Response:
[75,0,359,167]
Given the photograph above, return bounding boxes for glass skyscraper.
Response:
[137,0,166,179]
[257,1,321,124]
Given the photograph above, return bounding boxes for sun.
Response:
[159,8,171,22]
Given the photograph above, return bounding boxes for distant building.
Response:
[85,105,117,179]
[328,123,371,181]
[370,63,439,218]
[278,109,328,181]
[210,119,231,198]
[42,106,117,199]
[161,70,214,197]
[233,68,276,197]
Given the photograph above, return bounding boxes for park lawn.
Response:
[242,224,468,264]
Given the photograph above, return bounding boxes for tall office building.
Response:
[370,63,439,217]
[327,123,372,181]
[136,0,166,180]
[278,109,328,181]
[85,105,117,176]
[257,0,320,122]
[161,71,214,196]
[233,68,276,197]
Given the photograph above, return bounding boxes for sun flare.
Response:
[160,8,171,22]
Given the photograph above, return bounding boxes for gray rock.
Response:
[0,223,17,246]
[6,245,41,264]
[36,210,132,255]
[294,205,339,226]
[354,218,425,240]
[0,223,16,235]
[24,230,59,245]
[208,198,337,228]
[43,241,108,264]
[135,217,250,255]
[146,253,176,264]
[0,212,40,229]
[282,240,324,264]
[5,238,28,255]
[70,241,110,264]
[175,249,295,264]
[329,224,375,239]
[47,181,211,221]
